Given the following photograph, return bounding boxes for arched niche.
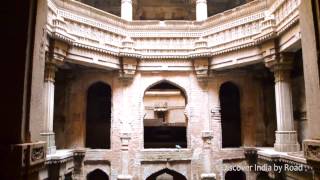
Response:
[87,169,109,180]
[146,168,187,180]
[219,82,241,148]
[86,82,112,149]
[143,80,187,148]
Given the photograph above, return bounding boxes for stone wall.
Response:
[52,66,276,179]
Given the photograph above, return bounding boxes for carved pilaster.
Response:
[118,132,132,180]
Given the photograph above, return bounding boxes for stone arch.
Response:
[225,169,246,180]
[219,81,242,148]
[85,81,112,149]
[146,168,187,180]
[143,80,188,148]
[87,168,109,180]
[143,79,189,104]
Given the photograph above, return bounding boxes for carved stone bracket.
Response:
[202,131,213,148]
[264,52,295,83]
[47,39,69,65]
[211,105,221,121]
[119,57,138,80]
[244,147,257,165]
[194,58,209,80]
[120,132,132,150]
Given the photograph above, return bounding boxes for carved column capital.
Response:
[44,61,58,83]
[196,0,207,4]
[265,52,294,82]
[121,0,132,4]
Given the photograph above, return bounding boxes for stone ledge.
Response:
[140,149,192,162]
[201,173,216,180]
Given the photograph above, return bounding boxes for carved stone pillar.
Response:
[265,53,300,152]
[117,132,133,180]
[211,105,222,149]
[196,0,208,21]
[201,131,216,180]
[41,61,58,155]
[121,0,133,21]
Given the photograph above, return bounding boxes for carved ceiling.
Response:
[78,0,252,20]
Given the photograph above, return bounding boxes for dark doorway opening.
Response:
[220,82,241,148]
[86,82,111,149]
[146,168,187,180]
[225,170,246,180]
[143,81,187,148]
[87,169,109,180]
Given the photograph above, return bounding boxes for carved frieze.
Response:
[46,0,301,67]
[304,140,320,163]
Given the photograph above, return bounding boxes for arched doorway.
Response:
[146,168,187,180]
[219,82,241,148]
[143,81,187,148]
[225,170,246,180]
[86,82,111,149]
[87,169,109,180]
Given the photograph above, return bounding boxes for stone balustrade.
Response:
[47,0,300,67]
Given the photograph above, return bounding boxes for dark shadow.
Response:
[257,172,270,180]
[86,82,111,149]
[87,169,109,180]
[146,168,187,180]
[225,170,246,180]
[220,82,241,148]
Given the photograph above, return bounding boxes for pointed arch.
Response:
[146,168,187,180]
[144,80,188,104]
[143,80,188,148]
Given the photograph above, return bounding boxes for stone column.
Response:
[266,53,299,152]
[117,133,133,180]
[196,0,208,21]
[121,0,133,21]
[41,61,57,154]
[300,0,320,178]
